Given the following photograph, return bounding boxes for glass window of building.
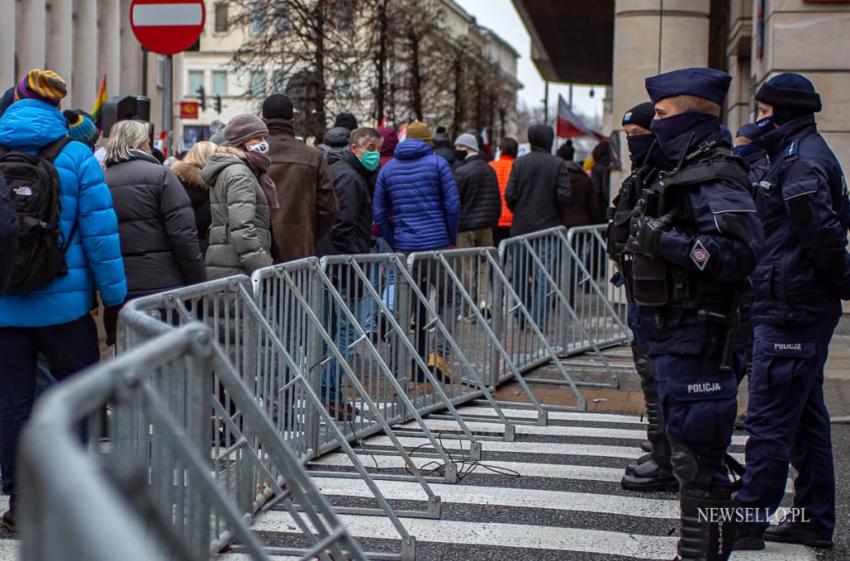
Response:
[250,71,266,97]
[212,71,228,96]
[214,3,229,33]
[188,70,204,96]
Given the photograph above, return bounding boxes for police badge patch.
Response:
[690,240,710,271]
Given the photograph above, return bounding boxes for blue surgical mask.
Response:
[650,111,718,164]
[626,133,654,166]
[247,140,269,154]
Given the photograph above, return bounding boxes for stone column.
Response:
[752,0,850,172]
[119,0,143,95]
[74,0,99,108]
[0,0,15,87]
[610,0,710,178]
[17,0,46,73]
[46,0,74,106]
[97,0,121,96]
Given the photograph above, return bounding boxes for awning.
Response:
[512,0,614,85]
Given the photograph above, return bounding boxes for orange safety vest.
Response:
[489,156,515,228]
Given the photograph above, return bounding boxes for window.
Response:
[214,2,229,33]
[272,69,287,93]
[188,70,204,96]
[250,71,266,97]
[250,5,266,35]
[212,70,227,96]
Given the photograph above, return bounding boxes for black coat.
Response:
[454,153,501,232]
[104,150,206,298]
[504,125,570,235]
[171,160,212,252]
[0,176,16,292]
[317,150,373,256]
[560,161,603,228]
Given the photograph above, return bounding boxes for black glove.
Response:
[630,215,668,259]
[103,304,124,346]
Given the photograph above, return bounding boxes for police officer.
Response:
[733,122,770,184]
[608,102,678,492]
[627,68,763,561]
[734,73,850,551]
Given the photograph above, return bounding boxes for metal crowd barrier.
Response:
[499,227,632,390]
[120,277,420,560]
[322,253,519,435]
[20,323,367,561]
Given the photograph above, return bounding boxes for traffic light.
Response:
[196,85,206,111]
[214,95,222,114]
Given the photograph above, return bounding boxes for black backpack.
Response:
[0,136,73,293]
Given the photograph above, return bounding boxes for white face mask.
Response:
[247,140,269,154]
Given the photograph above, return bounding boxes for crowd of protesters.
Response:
[0,68,614,532]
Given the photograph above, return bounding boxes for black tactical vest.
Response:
[630,146,751,308]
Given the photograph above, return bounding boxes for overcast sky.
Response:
[456,0,604,120]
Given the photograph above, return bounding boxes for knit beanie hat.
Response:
[622,102,655,130]
[262,94,294,120]
[64,109,99,147]
[0,86,14,118]
[454,133,479,152]
[333,112,358,131]
[556,140,575,161]
[224,113,269,147]
[755,73,821,124]
[15,69,67,106]
[405,120,432,144]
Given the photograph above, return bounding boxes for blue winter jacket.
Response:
[0,99,126,327]
[751,114,850,326]
[373,139,460,251]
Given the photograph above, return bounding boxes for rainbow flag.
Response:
[91,75,107,129]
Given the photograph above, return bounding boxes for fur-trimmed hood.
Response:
[171,160,209,191]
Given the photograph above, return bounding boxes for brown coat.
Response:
[266,119,338,263]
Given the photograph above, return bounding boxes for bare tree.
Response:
[231,0,358,139]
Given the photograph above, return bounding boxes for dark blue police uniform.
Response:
[628,67,764,561]
[608,102,678,491]
[735,74,850,549]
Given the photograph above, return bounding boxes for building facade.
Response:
[515,0,850,179]
[2,0,184,145]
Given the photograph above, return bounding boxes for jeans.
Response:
[360,237,395,334]
[321,295,361,404]
[510,238,555,328]
[0,314,100,505]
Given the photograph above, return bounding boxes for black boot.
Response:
[625,452,652,475]
[764,521,833,549]
[677,490,736,561]
[621,461,679,491]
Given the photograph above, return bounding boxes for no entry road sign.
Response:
[130,0,206,55]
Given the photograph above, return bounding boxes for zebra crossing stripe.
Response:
[400,418,749,445]
[363,434,747,462]
[459,405,648,424]
[253,511,816,561]
[0,539,17,561]
[311,477,679,519]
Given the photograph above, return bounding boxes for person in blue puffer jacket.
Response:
[0,69,126,532]
[373,119,460,251]
[372,119,460,383]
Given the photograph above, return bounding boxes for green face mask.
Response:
[359,151,380,171]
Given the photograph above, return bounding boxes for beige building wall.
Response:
[609,0,711,184]
[751,0,850,173]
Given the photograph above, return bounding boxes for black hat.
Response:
[333,112,358,131]
[755,73,821,113]
[645,67,731,106]
[622,102,654,130]
[262,94,294,120]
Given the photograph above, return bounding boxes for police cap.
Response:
[645,67,732,106]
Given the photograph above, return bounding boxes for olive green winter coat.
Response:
[202,153,273,278]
